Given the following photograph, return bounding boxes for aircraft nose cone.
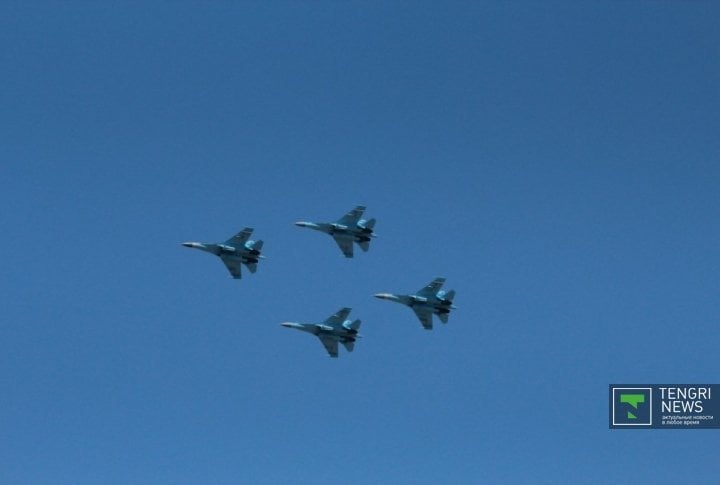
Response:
[281,322,293,328]
[181,242,193,247]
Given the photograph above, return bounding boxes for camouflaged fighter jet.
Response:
[295,205,376,258]
[182,227,264,279]
[374,277,457,330]
[281,307,361,358]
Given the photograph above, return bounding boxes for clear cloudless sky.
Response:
[2,2,719,484]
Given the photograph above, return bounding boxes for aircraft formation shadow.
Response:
[183,205,457,358]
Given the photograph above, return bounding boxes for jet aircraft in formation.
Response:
[182,227,264,279]
[295,205,376,258]
[182,207,457,357]
[281,307,361,358]
[374,277,457,330]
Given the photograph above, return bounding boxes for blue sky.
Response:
[2,2,719,483]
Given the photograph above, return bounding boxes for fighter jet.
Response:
[281,307,362,358]
[374,277,457,330]
[295,205,376,258]
[182,227,264,279]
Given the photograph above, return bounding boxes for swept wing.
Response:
[225,228,253,247]
[416,277,446,298]
[412,307,434,330]
[318,335,339,358]
[336,206,366,226]
[332,235,354,258]
[324,307,352,327]
[220,256,243,279]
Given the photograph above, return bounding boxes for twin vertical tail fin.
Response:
[441,290,455,303]
[437,289,455,324]
[356,218,375,253]
[244,240,263,273]
[342,319,361,353]
[342,321,361,352]
[362,218,376,231]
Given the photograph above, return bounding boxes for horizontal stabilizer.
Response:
[358,240,370,252]
[438,312,449,324]
[342,340,355,352]
[246,262,258,273]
